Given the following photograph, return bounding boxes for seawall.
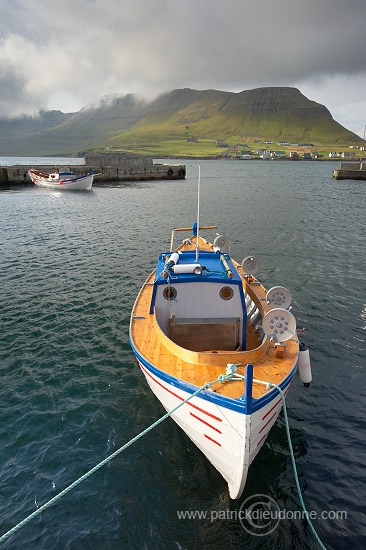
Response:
[0,153,186,184]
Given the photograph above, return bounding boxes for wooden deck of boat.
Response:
[130,236,299,400]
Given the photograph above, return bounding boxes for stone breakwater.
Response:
[0,153,186,184]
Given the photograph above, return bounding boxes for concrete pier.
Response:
[332,161,366,180]
[0,153,186,185]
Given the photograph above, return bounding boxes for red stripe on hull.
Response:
[190,412,222,434]
[139,362,222,422]
[257,433,267,446]
[188,400,222,422]
[261,386,290,420]
[259,412,277,433]
[204,434,222,447]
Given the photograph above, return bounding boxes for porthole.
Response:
[220,286,234,301]
[163,286,177,301]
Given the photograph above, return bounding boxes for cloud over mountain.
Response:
[1,0,366,134]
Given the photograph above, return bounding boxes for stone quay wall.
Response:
[0,154,186,184]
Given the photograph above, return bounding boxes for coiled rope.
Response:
[0,367,326,549]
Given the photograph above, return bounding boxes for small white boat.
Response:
[129,172,310,499]
[28,168,96,190]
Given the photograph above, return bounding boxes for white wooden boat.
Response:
[28,168,96,190]
[129,221,309,498]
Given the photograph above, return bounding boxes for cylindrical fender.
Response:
[298,342,312,386]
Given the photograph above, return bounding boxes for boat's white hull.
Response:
[30,173,94,190]
[137,358,294,499]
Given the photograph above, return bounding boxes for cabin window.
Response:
[219,286,234,300]
[163,286,177,301]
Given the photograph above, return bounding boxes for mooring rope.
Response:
[1,367,326,549]
[252,376,327,550]
[0,371,235,544]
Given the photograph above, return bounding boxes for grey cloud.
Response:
[0,65,43,119]
[0,0,365,134]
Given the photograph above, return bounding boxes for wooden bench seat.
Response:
[168,316,241,352]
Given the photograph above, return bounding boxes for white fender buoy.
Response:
[167,252,180,266]
[173,263,201,274]
[298,342,312,387]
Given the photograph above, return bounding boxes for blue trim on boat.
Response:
[244,364,253,414]
[238,283,247,350]
[129,334,298,415]
[149,281,159,315]
[250,361,299,413]
[130,337,246,413]
[156,251,243,283]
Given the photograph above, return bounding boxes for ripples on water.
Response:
[0,160,365,549]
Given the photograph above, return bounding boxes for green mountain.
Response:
[0,87,362,157]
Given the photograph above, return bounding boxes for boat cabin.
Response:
[150,250,248,352]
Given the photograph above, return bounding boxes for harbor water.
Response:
[0,159,365,549]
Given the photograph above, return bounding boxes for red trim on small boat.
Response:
[190,412,222,433]
[139,363,222,422]
[204,434,222,447]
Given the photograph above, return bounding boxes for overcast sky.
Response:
[1,0,366,136]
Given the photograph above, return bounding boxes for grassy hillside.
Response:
[0,87,363,157]
[105,88,362,157]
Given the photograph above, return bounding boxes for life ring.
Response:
[178,168,186,177]
[167,168,174,177]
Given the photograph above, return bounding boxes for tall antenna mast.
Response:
[195,163,201,263]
